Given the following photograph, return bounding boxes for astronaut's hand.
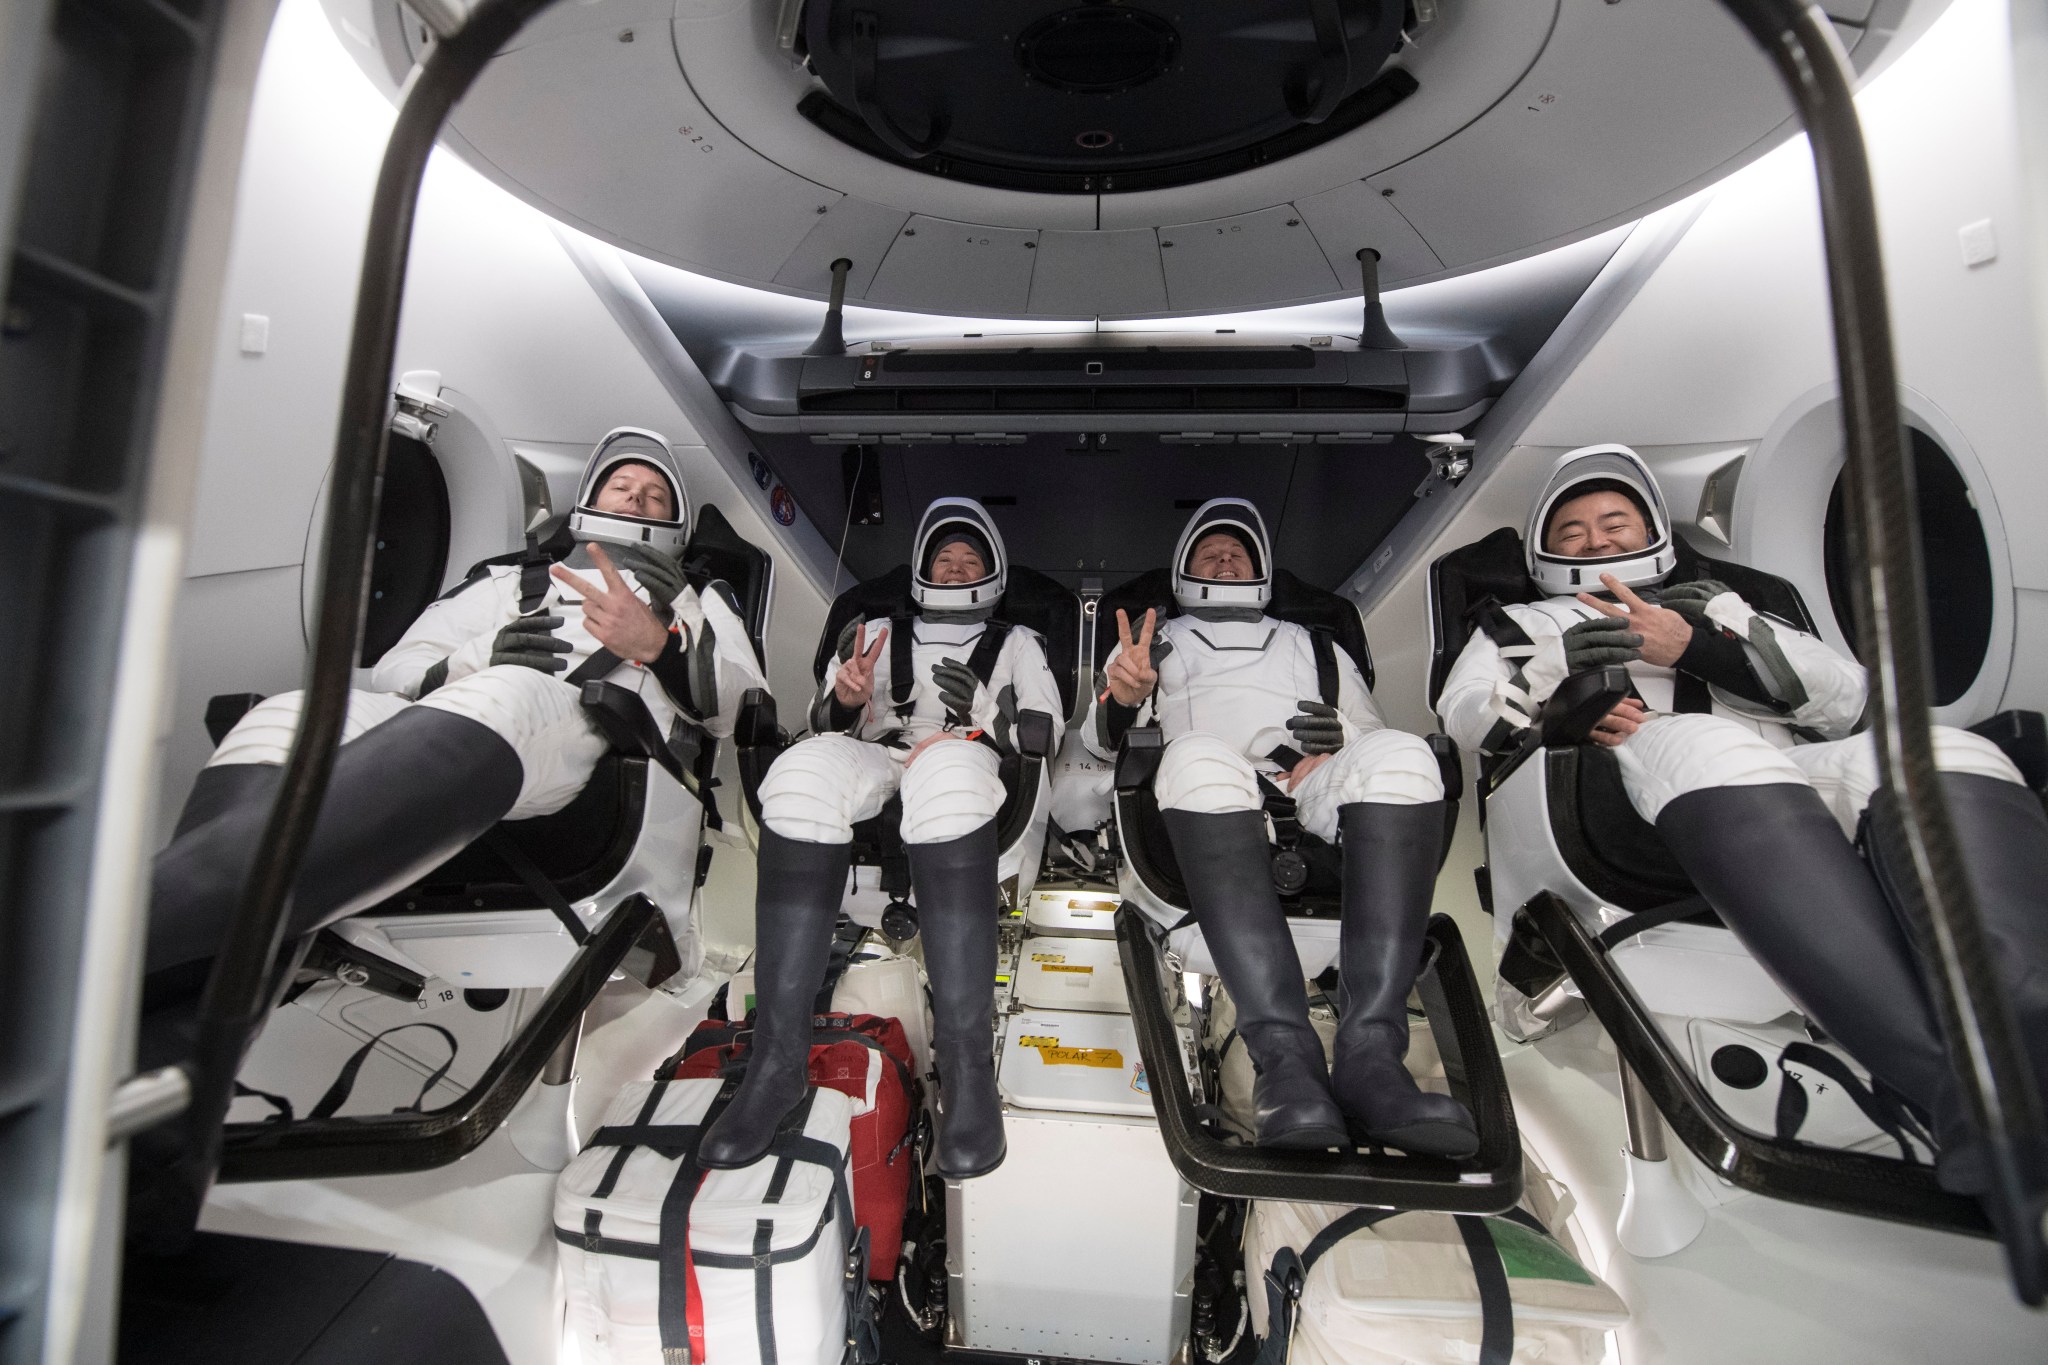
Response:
[610,543,687,608]
[1589,696,1648,747]
[1280,751,1332,792]
[1653,579,1734,628]
[1580,574,1692,667]
[933,660,1020,751]
[552,545,670,664]
[489,614,573,674]
[1560,617,1642,673]
[1285,700,1346,755]
[1105,608,1160,706]
[833,622,888,707]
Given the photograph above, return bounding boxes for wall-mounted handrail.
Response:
[1719,0,2046,1301]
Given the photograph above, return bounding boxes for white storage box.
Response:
[555,1078,862,1365]
[831,944,933,1077]
[1024,888,1121,939]
[999,1010,1154,1117]
[1015,935,1129,1014]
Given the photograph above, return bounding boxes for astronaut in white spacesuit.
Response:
[146,428,765,984]
[1085,499,1478,1158]
[1437,444,2048,1183]
[699,498,1062,1178]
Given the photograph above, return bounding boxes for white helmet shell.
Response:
[1173,498,1273,613]
[1526,444,1676,595]
[912,498,1008,615]
[566,427,690,558]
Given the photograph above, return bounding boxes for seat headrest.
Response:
[1095,567,1374,691]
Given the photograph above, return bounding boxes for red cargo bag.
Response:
[670,1012,919,1279]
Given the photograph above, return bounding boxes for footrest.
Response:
[1115,909,1523,1213]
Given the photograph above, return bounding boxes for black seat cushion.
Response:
[1095,566,1373,689]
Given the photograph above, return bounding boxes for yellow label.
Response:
[1030,953,1067,963]
[1016,1034,1060,1049]
[1066,899,1116,913]
[1040,1046,1124,1068]
[1042,963,1094,975]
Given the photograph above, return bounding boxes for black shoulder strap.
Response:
[517,533,552,614]
[889,613,916,711]
[1308,626,1339,706]
[966,619,1014,686]
[1467,595,1534,653]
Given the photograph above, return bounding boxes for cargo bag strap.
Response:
[1774,1040,1933,1162]
[305,1022,459,1121]
[1255,1208,1517,1365]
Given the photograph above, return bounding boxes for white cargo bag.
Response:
[555,1077,871,1365]
[1244,1191,1626,1365]
[830,945,933,1078]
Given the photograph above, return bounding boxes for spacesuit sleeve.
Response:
[1334,646,1385,736]
[999,627,1065,726]
[649,581,768,739]
[1690,592,1866,737]
[1436,609,1567,756]
[368,571,511,697]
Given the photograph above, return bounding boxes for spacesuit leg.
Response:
[900,739,1008,1177]
[700,735,892,1169]
[1156,734,1348,1148]
[167,690,415,837]
[1797,728,2048,1110]
[1607,712,1808,824]
[1292,736,1478,1157]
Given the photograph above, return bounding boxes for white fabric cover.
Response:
[1243,1192,1627,1365]
[831,944,934,1078]
[556,1078,857,1365]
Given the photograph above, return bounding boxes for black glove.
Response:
[1654,579,1734,626]
[490,614,573,673]
[1285,700,1346,755]
[610,543,687,608]
[1561,617,1642,673]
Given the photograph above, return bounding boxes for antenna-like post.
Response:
[1355,248,1404,350]
[804,257,854,356]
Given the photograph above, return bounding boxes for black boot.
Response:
[1329,801,1479,1158]
[1931,773,2048,1103]
[146,706,524,978]
[1161,809,1347,1149]
[911,820,1006,1179]
[699,829,850,1169]
[1656,785,1972,1170]
[171,761,284,839]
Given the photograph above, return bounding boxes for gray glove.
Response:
[1654,579,1734,625]
[1285,700,1346,755]
[490,614,573,674]
[932,658,1016,748]
[610,543,687,608]
[1561,616,1642,673]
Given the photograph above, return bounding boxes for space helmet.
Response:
[566,428,690,558]
[1525,444,1676,595]
[1172,498,1272,614]
[912,497,1008,619]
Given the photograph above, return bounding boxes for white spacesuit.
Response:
[701,498,1060,1180]
[1441,444,2048,1187]
[147,428,765,979]
[1084,500,1476,1158]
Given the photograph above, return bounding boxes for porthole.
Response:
[1822,427,1993,707]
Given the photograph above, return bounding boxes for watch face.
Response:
[770,484,797,526]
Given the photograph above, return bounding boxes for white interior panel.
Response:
[451,29,837,279]
[1158,206,1340,312]
[771,195,911,298]
[1293,180,1442,287]
[867,217,1042,315]
[1366,0,1803,270]
[1026,229,1169,316]
[487,0,676,57]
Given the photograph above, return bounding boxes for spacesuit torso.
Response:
[819,614,1063,754]
[1436,592,1866,757]
[370,560,765,739]
[1086,613,1384,766]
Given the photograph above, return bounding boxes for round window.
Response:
[1822,428,1993,706]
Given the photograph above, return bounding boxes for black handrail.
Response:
[1719,0,2047,1300]
[177,0,563,1220]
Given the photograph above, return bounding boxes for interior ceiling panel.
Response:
[761,434,1431,593]
[345,0,1938,318]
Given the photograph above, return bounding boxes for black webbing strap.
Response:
[1672,668,1714,715]
[966,619,1013,686]
[567,646,625,688]
[813,921,869,1014]
[1308,627,1339,707]
[1454,1216,1516,1365]
[481,826,591,944]
[585,1081,671,1248]
[518,533,552,614]
[1466,597,1540,753]
[889,613,916,713]
[307,1022,460,1120]
[1774,1040,1930,1162]
[232,1080,295,1123]
[1594,895,1710,950]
